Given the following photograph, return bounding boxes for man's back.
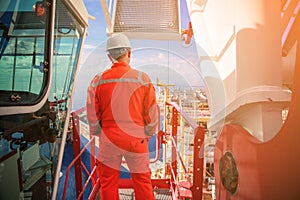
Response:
[94,61,156,139]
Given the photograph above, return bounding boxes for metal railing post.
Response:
[71,112,83,200]
[191,126,205,200]
[171,106,178,194]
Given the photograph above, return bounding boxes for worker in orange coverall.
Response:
[86,33,158,200]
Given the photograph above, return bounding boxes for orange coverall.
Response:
[86,62,158,200]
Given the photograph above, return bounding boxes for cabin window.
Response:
[0,0,47,105]
[0,0,84,111]
[49,0,84,104]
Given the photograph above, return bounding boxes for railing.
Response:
[62,111,98,200]
[63,102,205,200]
[164,102,205,200]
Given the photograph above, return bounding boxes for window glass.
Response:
[0,0,84,107]
[0,0,47,104]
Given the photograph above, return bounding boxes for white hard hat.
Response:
[106,33,131,51]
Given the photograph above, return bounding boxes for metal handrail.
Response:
[165,101,204,200]
[149,105,162,164]
[77,166,98,200]
[169,135,192,184]
[166,101,198,129]
[62,136,95,200]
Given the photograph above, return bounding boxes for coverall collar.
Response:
[111,61,130,69]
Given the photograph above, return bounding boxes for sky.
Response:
[72,0,204,110]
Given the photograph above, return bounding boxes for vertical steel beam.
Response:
[171,107,178,193]
[71,112,83,200]
[191,126,204,200]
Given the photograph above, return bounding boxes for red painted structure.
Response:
[214,34,300,200]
